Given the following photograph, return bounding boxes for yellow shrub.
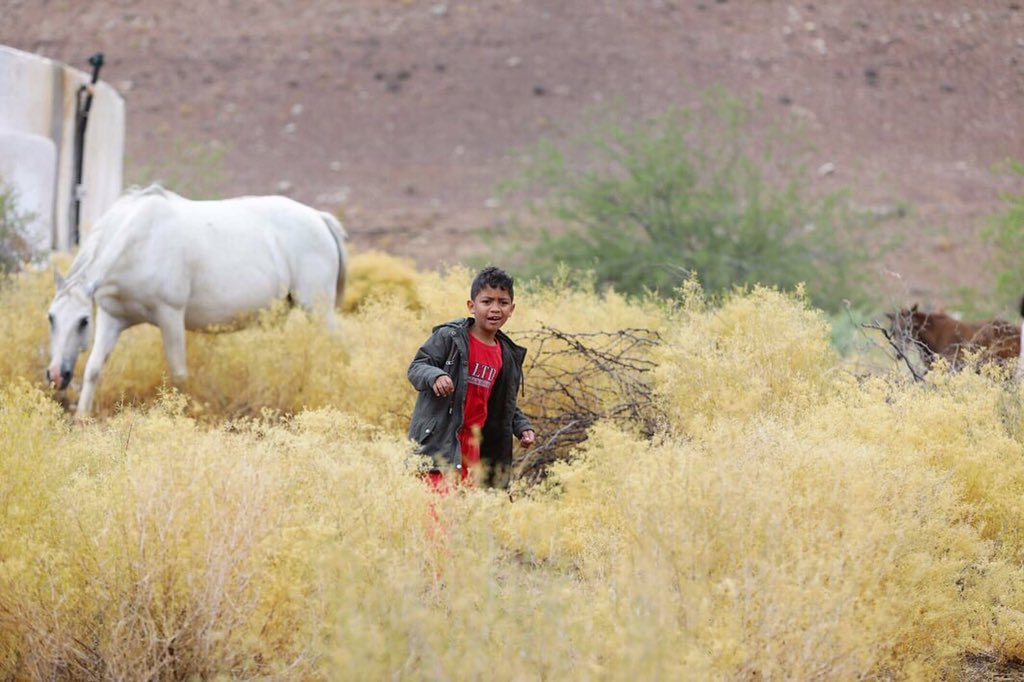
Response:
[654,283,838,436]
[0,269,53,385]
[342,249,422,313]
[10,263,1024,678]
[413,265,477,323]
[502,417,991,678]
[0,394,433,679]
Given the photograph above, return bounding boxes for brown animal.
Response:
[886,304,1021,371]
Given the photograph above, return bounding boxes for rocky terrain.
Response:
[4,0,1024,306]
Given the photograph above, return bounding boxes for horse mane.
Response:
[59,186,172,294]
[122,183,179,199]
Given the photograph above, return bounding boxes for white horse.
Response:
[47,184,348,416]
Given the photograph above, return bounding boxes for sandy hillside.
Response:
[4,0,1024,306]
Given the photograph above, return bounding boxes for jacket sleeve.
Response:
[512,405,533,438]
[407,329,451,392]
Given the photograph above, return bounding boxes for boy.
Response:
[407,266,535,489]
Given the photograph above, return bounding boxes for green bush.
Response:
[0,178,36,277]
[506,93,886,312]
[127,137,228,200]
[983,159,1024,313]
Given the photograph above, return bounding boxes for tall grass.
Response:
[4,260,1024,677]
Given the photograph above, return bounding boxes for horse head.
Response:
[46,270,95,390]
[885,304,934,361]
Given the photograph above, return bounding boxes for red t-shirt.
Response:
[459,333,503,477]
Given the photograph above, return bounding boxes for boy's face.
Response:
[467,285,515,334]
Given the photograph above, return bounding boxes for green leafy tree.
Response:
[0,178,36,277]
[506,93,886,312]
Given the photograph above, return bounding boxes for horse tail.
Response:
[319,211,349,307]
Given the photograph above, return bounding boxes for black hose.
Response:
[70,52,104,246]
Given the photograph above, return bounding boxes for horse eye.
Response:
[78,317,89,331]
[47,313,54,327]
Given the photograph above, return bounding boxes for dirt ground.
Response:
[4,0,1024,307]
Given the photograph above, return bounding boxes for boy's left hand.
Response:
[518,430,535,448]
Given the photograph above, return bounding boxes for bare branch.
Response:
[514,326,663,484]
[861,319,927,382]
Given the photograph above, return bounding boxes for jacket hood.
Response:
[431,317,471,334]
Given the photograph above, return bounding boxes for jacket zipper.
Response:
[444,333,459,415]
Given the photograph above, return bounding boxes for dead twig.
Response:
[861,318,927,382]
[514,326,663,484]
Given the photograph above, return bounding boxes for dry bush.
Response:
[341,249,422,313]
[506,275,670,481]
[408,265,479,325]
[654,280,838,436]
[513,326,662,483]
[508,269,669,335]
[0,389,306,678]
[0,268,52,385]
[0,388,430,679]
[10,265,1024,677]
[501,419,995,678]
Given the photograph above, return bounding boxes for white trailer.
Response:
[0,45,125,252]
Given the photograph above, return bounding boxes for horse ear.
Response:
[884,312,894,321]
[911,303,919,312]
[53,268,65,291]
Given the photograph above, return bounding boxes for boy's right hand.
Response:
[432,374,454,397]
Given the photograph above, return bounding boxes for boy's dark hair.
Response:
[471,266,515,301]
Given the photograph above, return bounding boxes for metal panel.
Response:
[0,131,57,252]
[0,45,125,251]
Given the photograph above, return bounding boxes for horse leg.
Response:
[76,309,126,417]
[320,306,338,332]
[155,306,189,383]
[290,282,338,331]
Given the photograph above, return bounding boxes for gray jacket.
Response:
[407,318,532,488]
